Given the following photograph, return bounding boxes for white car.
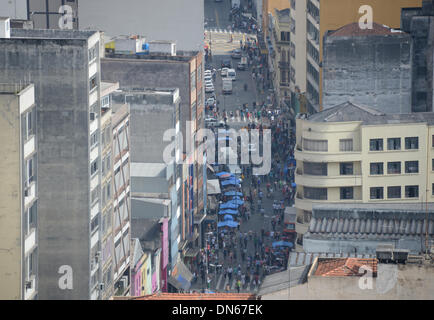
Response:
[221,67,229,77]
[205,80,213,87]
[204,74,212,81]
[205,85,215,93]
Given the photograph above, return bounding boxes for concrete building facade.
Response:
[0,83,38,300]
[0,28,107,299]
[100,51,206,271]
[304,0,423,113]
[294,102,434,244]
[322,23,413,113]
[401,0,434,112]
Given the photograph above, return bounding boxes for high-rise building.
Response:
[0,0,79,29]
[401,0,434,112]
[0,82,38,300]
[303,0,423,113]
[0,27,109,299]
[101,49,206,274]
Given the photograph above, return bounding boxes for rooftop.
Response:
[10,28,97,40]
[305,101,434,125]
[313,258,378,277]
[275,8,291,23]
[259,266,309,296]
[328,22,404,37]
[104,49,199,62]
[124,293,257,300]
[131,163,167,177]
[289,252,375,267]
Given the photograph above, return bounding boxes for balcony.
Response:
[295,193,363,212]
[280,82,290,88]
[295,171,362,188]
[295,148,361,163]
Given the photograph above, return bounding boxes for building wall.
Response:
[295,117,434,239]
[290,0,307,94]
[0,34,99,299]
[305,0,423,112]
[78,0,204,51]
[0,93,21,299]
[322,34,413,113]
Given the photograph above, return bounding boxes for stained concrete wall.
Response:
[322,33,413,113]
[0,36,92,299]
[0,94,21,299]
[78,0,204,51]
[101,59,190,153]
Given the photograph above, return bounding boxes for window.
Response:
[302,138,328,151]
[91,158,99,176]
[89,75,98,92]
[340,162,353,175]
[91,185,100,204]
[303,162,327,176]
[197,63,202,84]
[89,46,97,62]
[432,159,434,171]
[91,213,100,234]
[370,187,384,200]
[387,138,401,150]
[405,161,419,173]
[190,70,196,91]
[304,187,327,200]
[432,135,434,147]
[432,183,434,195]
[26,202,37,234]
[405,137,418,150]
[25,109,34,140]
[387,162,401,174]
[101,96,110,109]
[91,130,99,149]
[370,163,383,175]
[387,186,401,199]
[405,185,419,198]
[370,139,383,151]
[26,157,34,185]
[340,187,354,200]
[303,211,312,223]
[339,139,353,152]
[106,154,111,172]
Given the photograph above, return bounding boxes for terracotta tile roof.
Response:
[130,293,258,300]
[314,258,378,277]
[329,22,403,37]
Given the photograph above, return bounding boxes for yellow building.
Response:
[294,102,434,242]
[262,0,291,38]
[304,0,423,113]
[269,8,291,104]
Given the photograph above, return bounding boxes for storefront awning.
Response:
[168,260,193,291]
[184,247,200,258]
[207,179,221,195]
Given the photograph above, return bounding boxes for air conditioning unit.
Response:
[98,283,105,291]
[95,251,101,263]
[90,112,95,121]
[25,281,32,289]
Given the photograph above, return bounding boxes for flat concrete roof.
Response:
[10,28,97,39]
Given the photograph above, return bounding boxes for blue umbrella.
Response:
[221,179,239,186]
[217,221,228,228]
[218,209,239,215]
[224,191,243,197]
[272,241,293,248]
[228,196,243,201]
[220,202,239,209]
[226,220,238,228]
[291,182,296,188]
[228,199,244,206]
[216,171,230,176]
[224,214,234,221]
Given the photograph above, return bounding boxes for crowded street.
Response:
[189,1,297,293]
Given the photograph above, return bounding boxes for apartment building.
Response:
[101,49,206,268]
[111,88,188,290]
[322,23,412,113]
[0,27,106,299]
[303,0,422,113]
[0,83,38,300]
[269,9,291,105]
[111,99,131,296]
[294,101,434,243]
[0,0,79,29]
[289,0,307,113]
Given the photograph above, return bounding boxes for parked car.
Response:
[204,74,212,81]
[237,62,247,70]
[206,97,216,107]
[231,49,242,59]
[205,85,215,93]
[227,68,236,81]
[221,67,229,77]
[221,59,231,68]
[205,79,213,86]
